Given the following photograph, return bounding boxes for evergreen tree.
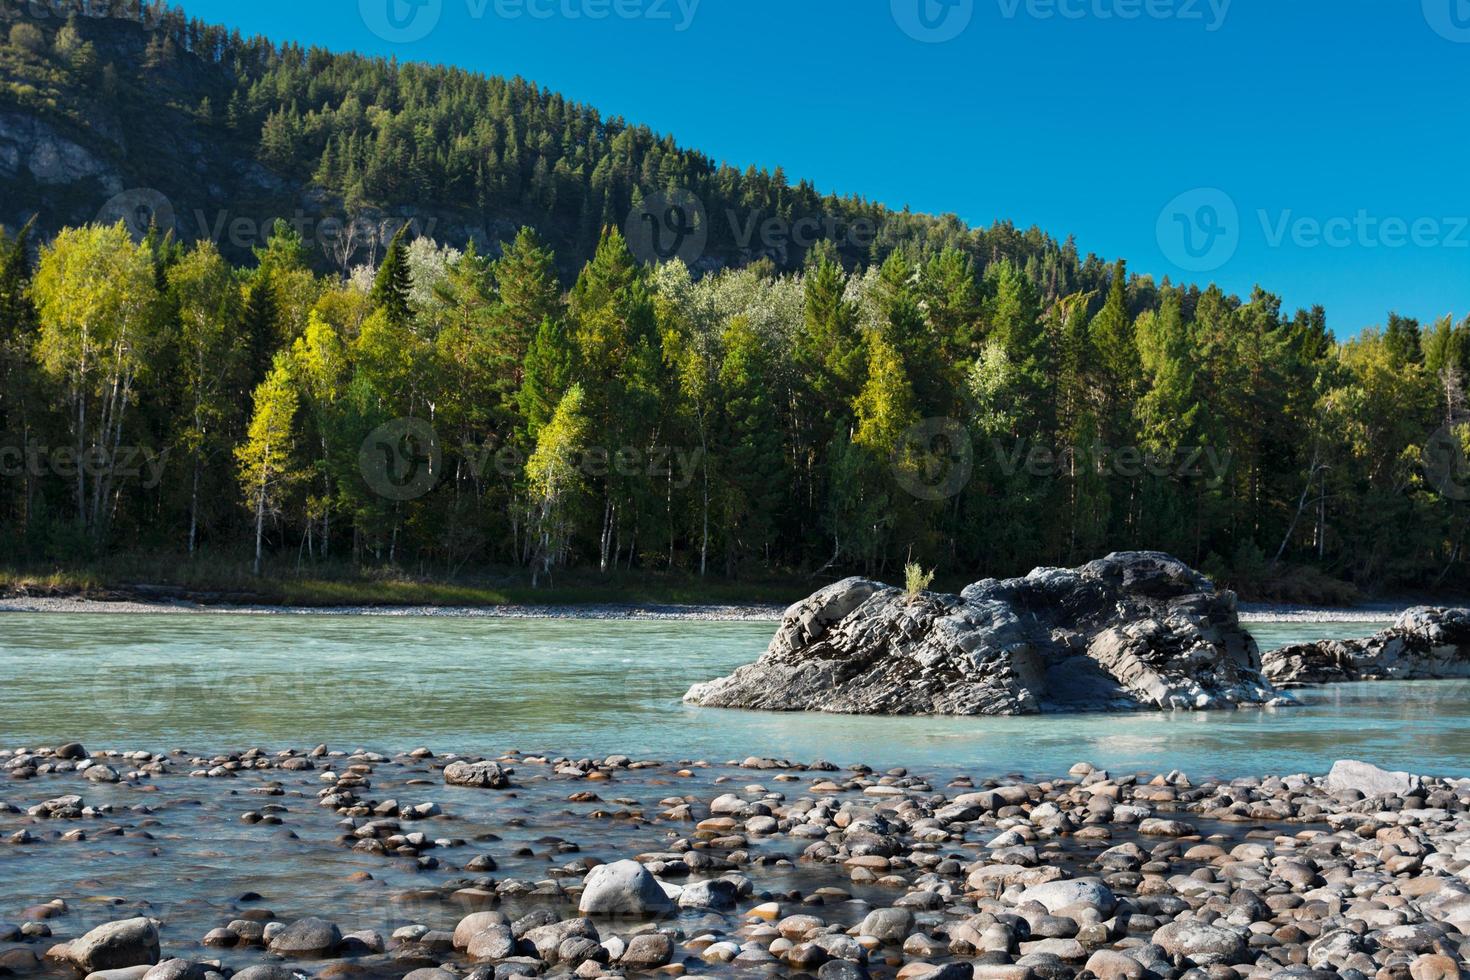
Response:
[370,223,414,329]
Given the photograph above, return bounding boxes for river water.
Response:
[2,613,1465,779]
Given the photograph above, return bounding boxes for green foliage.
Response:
[904,562,935,601]
[0,11,1466,594]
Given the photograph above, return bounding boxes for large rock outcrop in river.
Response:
[684,551,1288,715]
[1263,606,1470,688]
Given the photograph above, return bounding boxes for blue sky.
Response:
[179,0,1469,335]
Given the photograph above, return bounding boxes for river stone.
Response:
[465,926,515,962]
[82,763,121,783]
[1410,954,1465,980]
[1083,949,1146,979]
[71,918,160,972]
[619,933,673,969]
[444,761,511,789]
[1325,759,1421,797]
[684,552,1283,716]
[1016,878,1116,915]
[523,918,598,960]
[454,912,509,949]
[678,878,738,910]
[142,961,208,980]
[266,917,340,958]
[226,968,298,980]
[858,908,914,942]
[1151,920,1249,965]
[577,860,674,916]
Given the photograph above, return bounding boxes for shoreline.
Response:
[0,594,788,620]
[0,593,1425,623]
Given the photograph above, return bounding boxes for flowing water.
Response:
[3,612,1466,779]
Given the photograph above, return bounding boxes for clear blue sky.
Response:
[179,0,1469,335]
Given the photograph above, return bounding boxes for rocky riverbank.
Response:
[3,743,1469,980]
[686,553,1289,716]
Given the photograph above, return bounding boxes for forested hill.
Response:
[0,1,1096,286]
[1,3,1469,599]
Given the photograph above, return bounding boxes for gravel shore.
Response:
[3,744,1469,980]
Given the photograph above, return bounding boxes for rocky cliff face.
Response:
[1263,607,1470,688]
[684,552,1289,716]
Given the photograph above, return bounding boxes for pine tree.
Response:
[371,223,414,329]
[718,316,786,575]
[492,227,563,386]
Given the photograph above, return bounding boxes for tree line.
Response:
[2,214,1468,595]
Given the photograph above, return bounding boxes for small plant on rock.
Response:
[904,562,935,602]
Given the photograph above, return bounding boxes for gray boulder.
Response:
[443,760,511,789]
[229,967,300,980]
[70,919,160,973]
[1151,921,1249,965]
[685,552,1284,716]
[1325,759,1422,798]
[142,960,209,980]
[1264,607,1470,687]
[1016,878,1116,916]
[857,908,914,942]
[578,860,674,917]
[619,933,674,969]
[266,918,340,958]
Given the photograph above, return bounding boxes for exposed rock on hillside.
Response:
[684,552,1289,716]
